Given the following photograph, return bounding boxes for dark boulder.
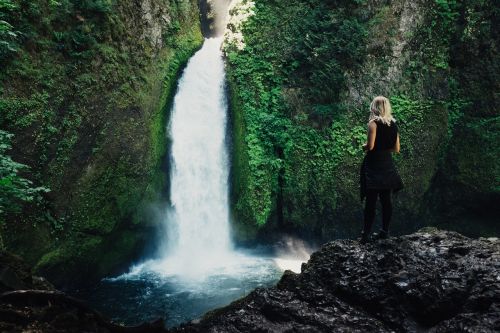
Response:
[0,290,168,333]
[0,252,167,332]
[0,229,498,332]
[175,229,500,332]
[0,251,54,293]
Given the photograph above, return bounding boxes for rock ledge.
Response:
[176,228,499,332]
[1,229,499,332]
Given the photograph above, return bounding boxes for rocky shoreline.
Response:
[1,229,499,332]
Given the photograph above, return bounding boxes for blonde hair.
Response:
[369,96,395,125]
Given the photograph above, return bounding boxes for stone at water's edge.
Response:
[0,252,54,293]
[0,229,498,332]
[175,229,499,332]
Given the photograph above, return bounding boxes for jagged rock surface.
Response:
[0,252,54,293]
[0,230,498,332]
[0,252,166,332]
[175,229,500,332]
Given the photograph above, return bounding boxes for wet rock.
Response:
[0,251,53,293]
[0,253,166,332]
[0,290,169,333]
[175,229,500,332]
[0,230,498,332]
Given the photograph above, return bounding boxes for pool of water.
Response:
[72,252,290,328]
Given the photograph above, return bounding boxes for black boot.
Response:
[373,229,389,240]
[359,231,371,244]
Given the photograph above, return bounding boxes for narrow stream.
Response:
[73,38,306,328]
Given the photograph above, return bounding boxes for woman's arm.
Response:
[389,133,400,153]
[363,121,377,152]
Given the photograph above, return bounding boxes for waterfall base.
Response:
[72,251,288,328]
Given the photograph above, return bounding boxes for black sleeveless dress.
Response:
[360,119,403,201]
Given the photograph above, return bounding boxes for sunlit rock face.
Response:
[223,0,255,50]
[139,0,173,51]
[200,0,233,37]
[174,229,500,332]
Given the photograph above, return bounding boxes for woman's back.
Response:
[373,120,398,151]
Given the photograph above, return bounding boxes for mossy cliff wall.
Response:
[0,0,202,286]
[224,0,499,242]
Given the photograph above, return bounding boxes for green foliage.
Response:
[453,116,500,192]
[390,95,441,157]
[76,0,112,13]
[225,0,369,230]
[444,78,470,139]
[0,0,203,276]
[391,95,426,126]
[0,130,49,217]
[416,0,460,70]
[0,0,19,62]
[227,0,499,239]
[434,0,460,23]
[401,0,461,80]
[290,9,367,106]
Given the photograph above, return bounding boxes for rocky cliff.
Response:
[176,229,500,332]
[1,229,498,332]
[0,0,203,286]
[224,0,499,242]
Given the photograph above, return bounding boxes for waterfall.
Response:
[79,8,310,327]
[112,37,308,284]
[158,37,233,277]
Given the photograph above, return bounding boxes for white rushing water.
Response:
[165,37,231,267]
[156,37,235,278]
[114,38,309,284]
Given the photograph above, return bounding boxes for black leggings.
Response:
[363,189,392,234]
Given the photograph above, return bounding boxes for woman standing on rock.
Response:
[360,96,403,244]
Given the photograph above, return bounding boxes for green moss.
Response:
[1,0,203,282]
[35,234,104,286]
[445,116,500,193]
[228,79,255,236]
[225,0,369,238]
[35,235,103,276]
[35,227,146,286]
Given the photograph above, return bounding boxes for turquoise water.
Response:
[73,254,284,328]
